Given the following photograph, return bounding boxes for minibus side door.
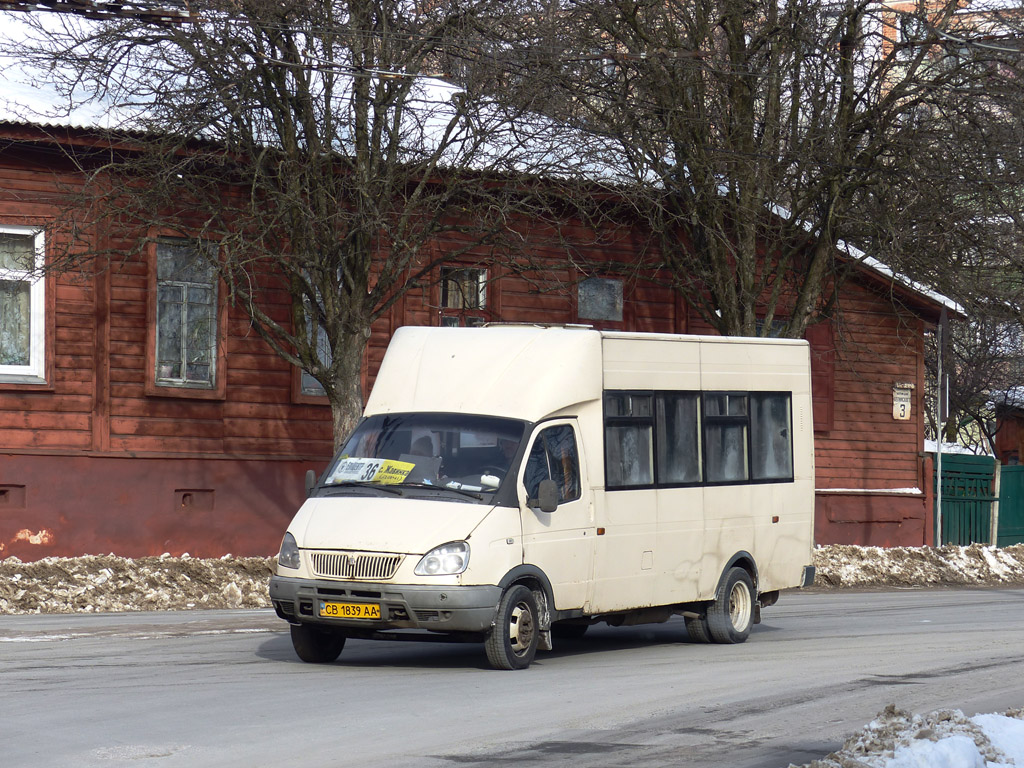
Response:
[519,419,595,611]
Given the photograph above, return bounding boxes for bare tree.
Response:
[501,0,1024,339]
[8,0,546,444]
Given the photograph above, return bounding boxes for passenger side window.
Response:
[704,393,749,483]
[604,393,654,488]
[750,393,793,480]
[524,424,581,504]
[603,388,794,489]
[656,393,701,485]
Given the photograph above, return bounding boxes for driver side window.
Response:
[524,424,581,503]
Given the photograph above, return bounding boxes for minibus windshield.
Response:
[324,413,528,494]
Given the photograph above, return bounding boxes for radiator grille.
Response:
[310,551,403,581]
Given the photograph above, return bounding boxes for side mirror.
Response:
[529,479,559,513]
[305,469,317,497]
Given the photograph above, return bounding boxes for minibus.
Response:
[270,325,815,669]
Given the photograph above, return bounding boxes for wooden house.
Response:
[0,122,954,560]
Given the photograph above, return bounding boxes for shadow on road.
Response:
[254,617,778,671]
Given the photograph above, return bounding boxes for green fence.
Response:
[997,465,1024,547]
[932,453,1024,546]
[933,453,997,546]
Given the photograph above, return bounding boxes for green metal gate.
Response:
[997,465,1024,547]
[933,453,997,546]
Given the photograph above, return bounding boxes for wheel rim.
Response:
[728,580,752,630]
[508,600,536,657]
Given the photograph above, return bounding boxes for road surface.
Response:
[2,588,1023,768]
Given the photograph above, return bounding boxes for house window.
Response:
[300,320,331,397]
[578,277,623,322]
[155,238,218,388]
[0,227,46,383]
[440,266,487,326]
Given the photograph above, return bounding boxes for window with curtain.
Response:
[0,227,45,383]
[155,238,218,388]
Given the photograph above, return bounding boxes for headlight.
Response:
[414,541,469,576]
[277,532,301,570]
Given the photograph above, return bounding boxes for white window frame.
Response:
[0,225,46,383]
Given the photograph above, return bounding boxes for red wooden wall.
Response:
[1,133,334,560]
[0,126,942,560]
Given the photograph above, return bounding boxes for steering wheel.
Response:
[479,466,506,479]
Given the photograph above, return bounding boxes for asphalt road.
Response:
[2,588,1023,768]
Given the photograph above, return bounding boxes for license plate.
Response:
[319,601,381,620]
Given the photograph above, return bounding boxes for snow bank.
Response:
[813,544,1024,588]
[791,705,1024,767]
[4,544,1024,615]
[0,553,273,614]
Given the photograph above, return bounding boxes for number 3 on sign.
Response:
[893,388,911,421]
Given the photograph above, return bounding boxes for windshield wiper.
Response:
[401,482,484,501]
[321,481,404,496]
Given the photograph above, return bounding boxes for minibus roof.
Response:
[364,325,807,423]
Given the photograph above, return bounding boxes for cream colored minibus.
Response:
[270,325,816,670]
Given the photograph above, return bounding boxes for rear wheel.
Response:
[684,615,711,644]
[706,567,755,644]
[290,623,346,663]
[485,585,539,670]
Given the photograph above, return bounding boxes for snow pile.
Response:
[792,704,1024,768]
[3,544,1024,615]
[0,553,273,614]
[813,544,1024,588]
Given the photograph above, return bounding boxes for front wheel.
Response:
[485,585,540,670]
[290,623,346,663]
[706,567,755,644]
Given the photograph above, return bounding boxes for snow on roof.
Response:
[843,240,964,316]
[989,386,1024,411]
[764,198,963,316]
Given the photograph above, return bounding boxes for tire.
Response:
[485,585,540,670]
[706,567,755,644]
[290,623,346,664]
[684,615,711,644]
[551,621,589,641]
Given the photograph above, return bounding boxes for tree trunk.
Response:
[328,332,369,451]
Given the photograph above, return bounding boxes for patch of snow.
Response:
[885,734,986,768]
[925,440,993,456]
[975,713,1024,763]
[791,706,1024,768]
[813,544,1024,588]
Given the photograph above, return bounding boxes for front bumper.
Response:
[269,574,503,634]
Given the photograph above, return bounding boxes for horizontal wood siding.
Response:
[0,147,334,461]
[816,283,925,493]
[0,130,940,552]
[0,152,95,451]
